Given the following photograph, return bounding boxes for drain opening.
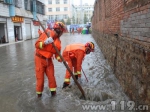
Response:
[70,86,113,102]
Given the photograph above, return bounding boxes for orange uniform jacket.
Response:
[35,29,61,94]
[35,29,61,59]
[63,43,86,74]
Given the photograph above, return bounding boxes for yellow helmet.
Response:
[85,42,95,52]
[53,22,66,32]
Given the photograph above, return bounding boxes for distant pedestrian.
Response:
[87,26,90,34]
[70,27,72,34]
[15,34,18,42]
[72,28,74,35]
[1,35,5,43]
[77,27,80,34]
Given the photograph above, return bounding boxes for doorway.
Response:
[14,26,21,42]
[0,23,6,44]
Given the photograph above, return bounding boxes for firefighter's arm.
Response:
[44,30,56,45]
[55,52,62,62]
[76,50,85,75]
[54,39,62,62]
[35,30,54,49]
[35,33,46,49]
[44,37,53,45]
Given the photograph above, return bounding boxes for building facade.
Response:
[46,0,72,22]
[0,0,46,44]
[46,0,94,24]
[75,4,94,24]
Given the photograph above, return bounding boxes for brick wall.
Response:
[92,0,150,105]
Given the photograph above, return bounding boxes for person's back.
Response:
[2,35,5,43]
[72,28,74,34]
[70,28,72,33]
[64,43,85,52]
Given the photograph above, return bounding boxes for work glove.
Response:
[44,37,54,45]
[57,56,62,62]
[57,58,62,62]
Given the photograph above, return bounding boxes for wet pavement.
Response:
[0,33,130,112]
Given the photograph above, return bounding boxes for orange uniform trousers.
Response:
[63,51,78,84]
[35,54,56,93]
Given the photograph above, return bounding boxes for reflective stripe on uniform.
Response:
[77,71,81,74]
[36,92,42,94]
[74,73,78,75]
[39,42,43,49]
[50,88,56,91]
[64,78,70,82]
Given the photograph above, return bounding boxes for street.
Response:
[0,33,129,112]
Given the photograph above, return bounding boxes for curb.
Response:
[0,40,24,47]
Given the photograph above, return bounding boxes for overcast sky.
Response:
[73,0,95,5]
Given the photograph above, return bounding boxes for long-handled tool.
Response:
[81,67,88,82]
[36,16,86,99]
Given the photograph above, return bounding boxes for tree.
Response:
[61,19,65,24]
[66,17,71,25]
[72,16,75,24]
[84,13,88,24]
[76,18,79,24]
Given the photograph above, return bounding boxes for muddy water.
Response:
[0,33,130,112]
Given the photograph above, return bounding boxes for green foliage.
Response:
[89,27,92,34]
[76,18,79,24]
[84,13,88,24]
[61,19,65,24]
[72,16,75,24]
[66,17,71,25]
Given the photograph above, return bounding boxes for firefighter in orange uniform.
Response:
[35,22,66,98]
[62,42,95,88]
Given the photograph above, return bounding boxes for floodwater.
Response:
[0,33,130,112]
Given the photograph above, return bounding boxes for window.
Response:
[64,7,68,11]
[56,7,60,11]
[48,8,52,12]
[64,0,67,4]
[55,15,59,20]
[15,0,22,8]
[63,15,68,19]
[48,0,52,4]
[36,1,45,15]
[56,0,60,4]
[24,0,30,10]
[49,15,54,20]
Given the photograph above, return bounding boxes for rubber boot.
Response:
[75,75,78,80]
[62,82,69,89]
[51,91,56,97]
[37,94,42,98]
